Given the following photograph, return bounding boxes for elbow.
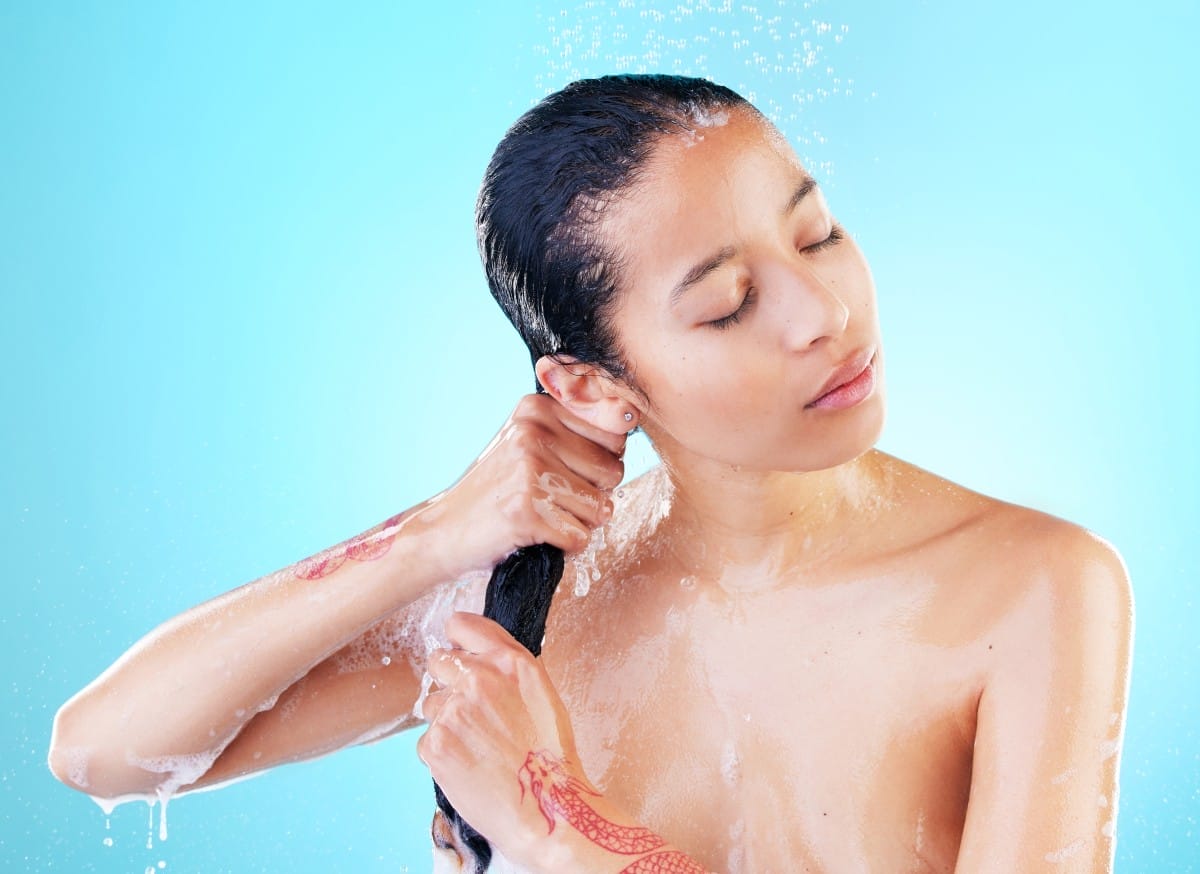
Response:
[47,698,98,793]
[48,694,228,802]
[47,694,161,801]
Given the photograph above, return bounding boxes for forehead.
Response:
[633,106,800,203]
[600,108,814,295]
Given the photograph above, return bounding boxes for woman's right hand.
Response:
[426,393,628,579]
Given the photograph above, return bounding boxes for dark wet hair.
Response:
[432,73,753,869]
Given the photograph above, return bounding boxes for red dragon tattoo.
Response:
[619,851,711,873]
[517,750,716,871]
[518,749,666,855]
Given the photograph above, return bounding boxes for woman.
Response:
[48,75,1133,873]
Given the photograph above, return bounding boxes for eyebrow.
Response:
[668,174,819,307]
[783,174,819,217]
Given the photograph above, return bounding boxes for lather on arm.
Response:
[48,393,624,805]
[47,499,463,801]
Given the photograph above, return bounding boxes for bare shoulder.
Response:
[876,451,1133,636]
[877,451,1124,562]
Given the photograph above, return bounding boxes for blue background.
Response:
[2,1,1196,870]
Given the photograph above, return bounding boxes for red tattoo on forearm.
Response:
[292,512,406,580]
[619,851,712,873]
[518,750,666,855]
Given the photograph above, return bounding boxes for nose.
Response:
[766,255,850,351]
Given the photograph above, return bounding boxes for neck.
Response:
[649,447,888,590]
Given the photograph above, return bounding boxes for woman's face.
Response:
[601,106,886,474]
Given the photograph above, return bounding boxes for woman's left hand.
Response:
[417,610,588,863]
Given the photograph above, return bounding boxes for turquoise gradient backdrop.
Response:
[2,1,1196,871]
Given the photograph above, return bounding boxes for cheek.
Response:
[649,340,780,431]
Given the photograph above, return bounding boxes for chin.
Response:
[745,394,887,473]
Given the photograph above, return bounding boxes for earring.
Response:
[624,411,634,423]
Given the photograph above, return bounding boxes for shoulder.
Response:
[880,451,1130,586]
[978,500,1133,619]
[874,451,1133,640]
[957,498,1134,678]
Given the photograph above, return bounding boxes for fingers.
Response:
[423,615,539,703]
[547,426,626,492]
[521,392,629,457]
[531,470,611,543]
[421,687,451,723]
[512,394,628,477]
[426,648,477,688]
[443,612,524,657]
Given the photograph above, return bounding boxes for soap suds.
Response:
[332,568,488,676]
[567,465,674,599]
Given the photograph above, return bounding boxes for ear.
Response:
[534,355,639,436]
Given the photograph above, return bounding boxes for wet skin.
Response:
[435,106,1129,870]
[545,457,1020,872]
[180,106,1130,872]
[432,453,1129,873]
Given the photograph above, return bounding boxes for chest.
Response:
[540,574,982,872]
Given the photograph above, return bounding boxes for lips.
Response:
[806,346,876,407]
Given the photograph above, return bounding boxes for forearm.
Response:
[49,497,453,799]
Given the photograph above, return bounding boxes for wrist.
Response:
[402,489,502,585]
[379,496,470,596]
[505,799,595,874]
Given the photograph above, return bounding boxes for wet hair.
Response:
[432,73,754,870]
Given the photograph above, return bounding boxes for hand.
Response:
[416,611,588,865]
[425,393,628,580]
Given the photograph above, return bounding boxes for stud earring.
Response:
[624,411,634,422]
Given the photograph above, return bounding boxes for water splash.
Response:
[573,524,607,596]
[567,465,674,597]
[530,0,871,183]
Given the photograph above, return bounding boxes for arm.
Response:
[954,526,1134,872]
[47,500,458,801]
[48,393,625,804]
[419,613,717,874]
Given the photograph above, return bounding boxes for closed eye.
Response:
[804,222,845,253]
[704,222,845,331]
[706,287,758,331]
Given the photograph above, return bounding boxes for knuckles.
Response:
[417,721,447,762]
[505,420,548,456]
[511,392,552,422]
